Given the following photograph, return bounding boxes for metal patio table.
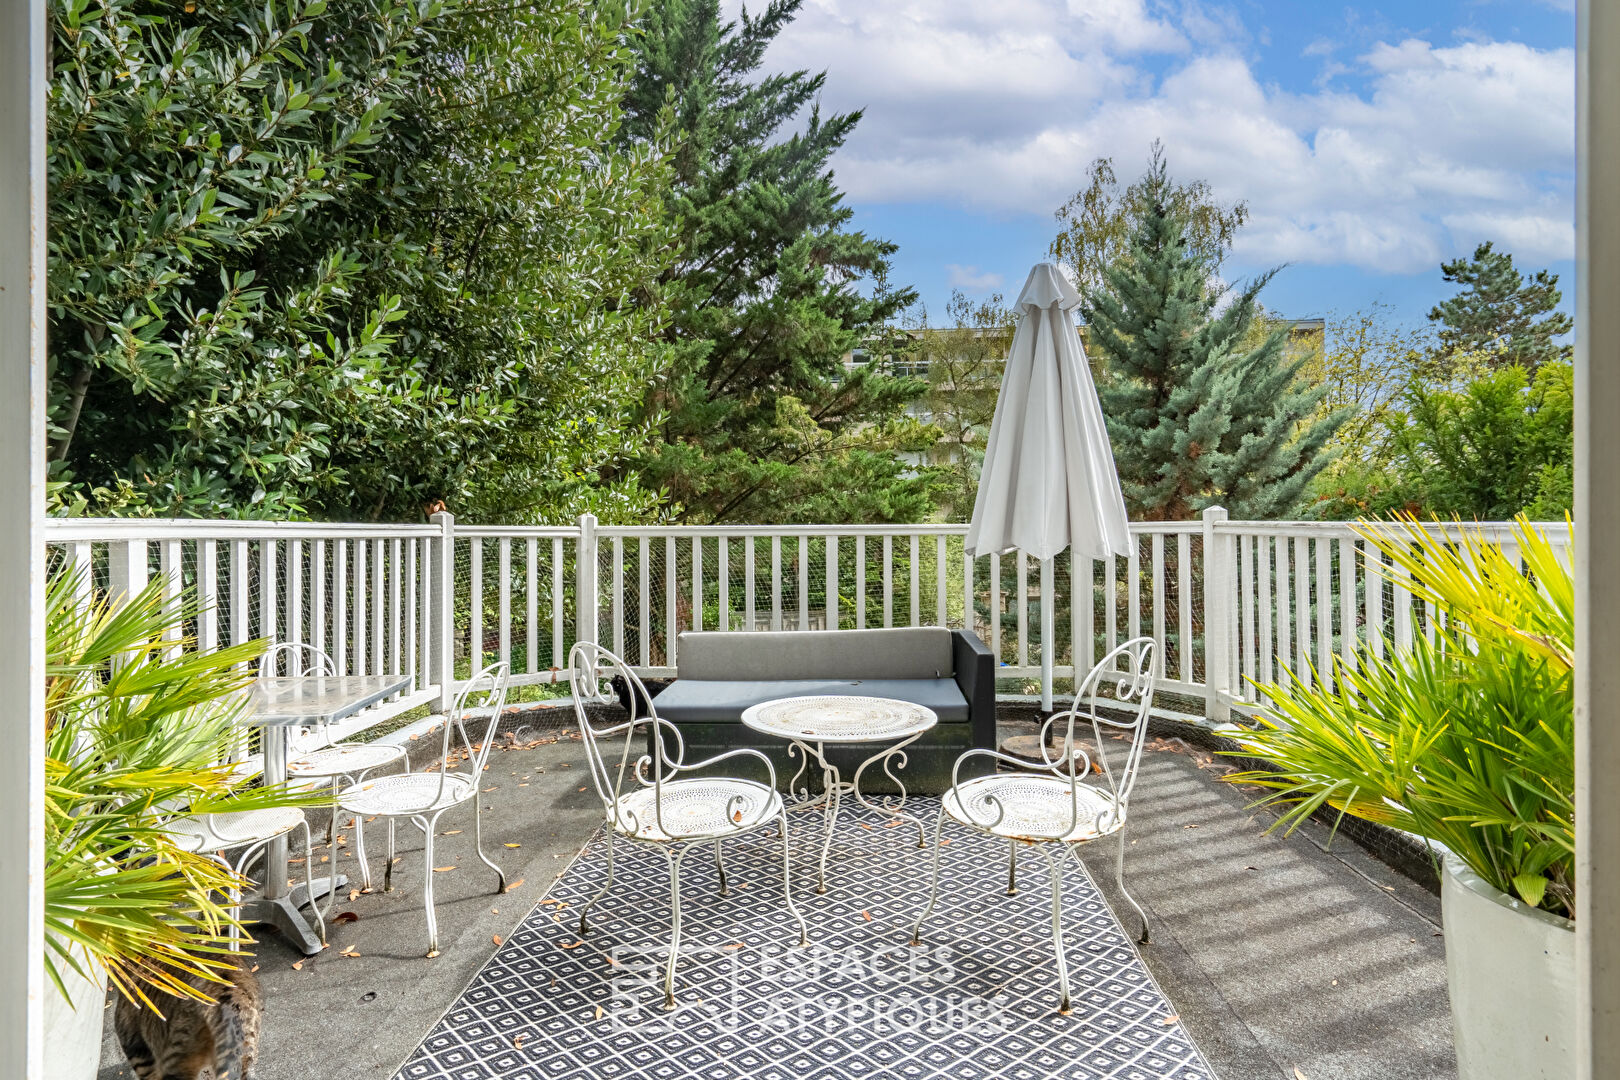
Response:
[242,673,412,954]
[741,695,937,894]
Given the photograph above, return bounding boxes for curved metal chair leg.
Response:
[714,840,728,897]
[300,819,326,945]
[578,828,616,937]
[816,769,841,895]
[777,810,808,947]
[662,845,692,1010]
[1007,838,1019,896]
[908,803,949,946]
[326,778,339,845]
[1038,843,1071,1014]
[353,806,372,891]
[384,817,397,892]
[472,800,505,891]
[423,813,442,957]
[1114,830,1150,944]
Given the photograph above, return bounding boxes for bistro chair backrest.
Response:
[427,661,510,808]
[1044,637,1158,817]
[261,642,336,679]
[568,642,683,830]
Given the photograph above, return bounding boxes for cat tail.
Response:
[208,1000,254,1080]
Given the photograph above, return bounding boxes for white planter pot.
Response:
[42,942,110,1080]
[1441,852,1574,1080]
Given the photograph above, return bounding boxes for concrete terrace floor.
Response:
[98,710,1455,1080]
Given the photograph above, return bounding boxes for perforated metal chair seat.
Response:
[943,773,1126,843]
[288,742,407,781]
[338,772,477,817]
[168,807,308,855]
[610,778,782,842]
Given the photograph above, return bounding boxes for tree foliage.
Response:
[909,291,1014,520]
[47,0,674,522]
[1082,156,1344,520]
[1428,241,1572,372]
[616,0,935,525]
[1050,141,1248,302]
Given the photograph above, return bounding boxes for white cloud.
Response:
[729,2,1574,273]
[945,264,1005,290]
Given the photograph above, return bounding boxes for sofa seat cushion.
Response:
[654,677,970,726]
[676,627,954,681]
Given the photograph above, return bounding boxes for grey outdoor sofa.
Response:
[651,626,996,793]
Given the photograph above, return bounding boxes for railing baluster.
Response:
[1257,536,1273,690]
[1016,550,1029,669]
[1293,536,1310,689]
[1393,542,1414,653]
[611,535,624,657]
[1273,536,1290,690]
[161,539,182,652]
[371,539,385,674]
[962,541,974,640]
[744,535,756,633]
[1127,536,1141,643]
[662,534,677,664]
[1152,534,1166,675]
[909,534,920,628]
[287,539,303,652]
[826,534,838,630]
[260,538,278,646]
[936,534,947,626]
[1079,552,1094,675]
[717,535,729,632]
[555,537,567,670]
[639,537,651,663]
[770,536,782,632]
[310,540,326,657]
[798,536,809,631]
[501,537,514,669]
[882,535,894,628]
[1316,536,1333,692]
[1241,535,1257,689]
[856,535,867,630]
[352,539,366,675]
[1366,541,1386,660]
[470,539,484,672]
[406,538,418,690]
[1177,533,1191,683]
[230,539,248,651]
[526,538,538,676]
[692,536,703,633]
[1338,535,1357,674]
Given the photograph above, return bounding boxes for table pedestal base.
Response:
[242,873,347,955]
[787,737,927,894]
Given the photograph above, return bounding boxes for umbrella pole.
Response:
[1041,557,1055,712]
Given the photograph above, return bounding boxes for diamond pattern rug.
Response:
[394,798,1215,1080]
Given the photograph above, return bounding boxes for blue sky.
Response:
[733,0,1576,332]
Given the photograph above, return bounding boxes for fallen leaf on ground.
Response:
[504,879,526,892]
[512,1035,524,1049]
[291,960,304,970]
[443,830,462,835]
[593,1005,603,1020]
[1294,1069,1310,1080]
[340,945,360,958]
[348,889,361,901]
[334,911,359,924]
[1159,1014,1179,1026]
[434,865,456,873]
[560,940,582,949]
[578,787,587,792]
[725,942,743,949]
[541,897,562,905]
[504,843,521,848]
[861,910,872,922]
[493,934,503,945]
[250,965,259,973]
[426,949,440,959]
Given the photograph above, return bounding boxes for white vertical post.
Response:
[1202,507,1232,723]
[826,534,838,630]
[744,535,756,632]
[527,538,539,676]
[770,536,782,632]
[576,513,599,648]
[0,0,47,1064]
[432,511,455,711]
[1578,3,1620,1072]
[855,535,866,630]
[109,540,149,607]
[1040,557,1055,711]
[469,539,483,671]
[199,540,219,653]
[638,537,650,663]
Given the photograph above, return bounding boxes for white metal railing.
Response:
[44,510,1571,731]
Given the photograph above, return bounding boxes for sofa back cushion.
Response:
[676,627,955,681]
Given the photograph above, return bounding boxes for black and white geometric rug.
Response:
[394,799,1215,1080]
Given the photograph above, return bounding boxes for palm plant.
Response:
[1227,515,1574,918]
[46,568,321,1007]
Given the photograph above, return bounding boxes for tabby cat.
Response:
[114,956,263,1080]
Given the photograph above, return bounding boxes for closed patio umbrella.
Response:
[965,262,1130,709]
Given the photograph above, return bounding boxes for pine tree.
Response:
[616,0,935,524]
[1083,157,1345,521]
[1427,242,1573,372]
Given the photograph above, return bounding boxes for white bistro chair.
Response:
[166,802,324,952]
[910,637,1157,1013]
[266,642,409,890]
[569,642,808,1010]
[333,662,511,956]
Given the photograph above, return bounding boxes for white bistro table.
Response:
[242,673,412,954]
[741,695,937,893]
